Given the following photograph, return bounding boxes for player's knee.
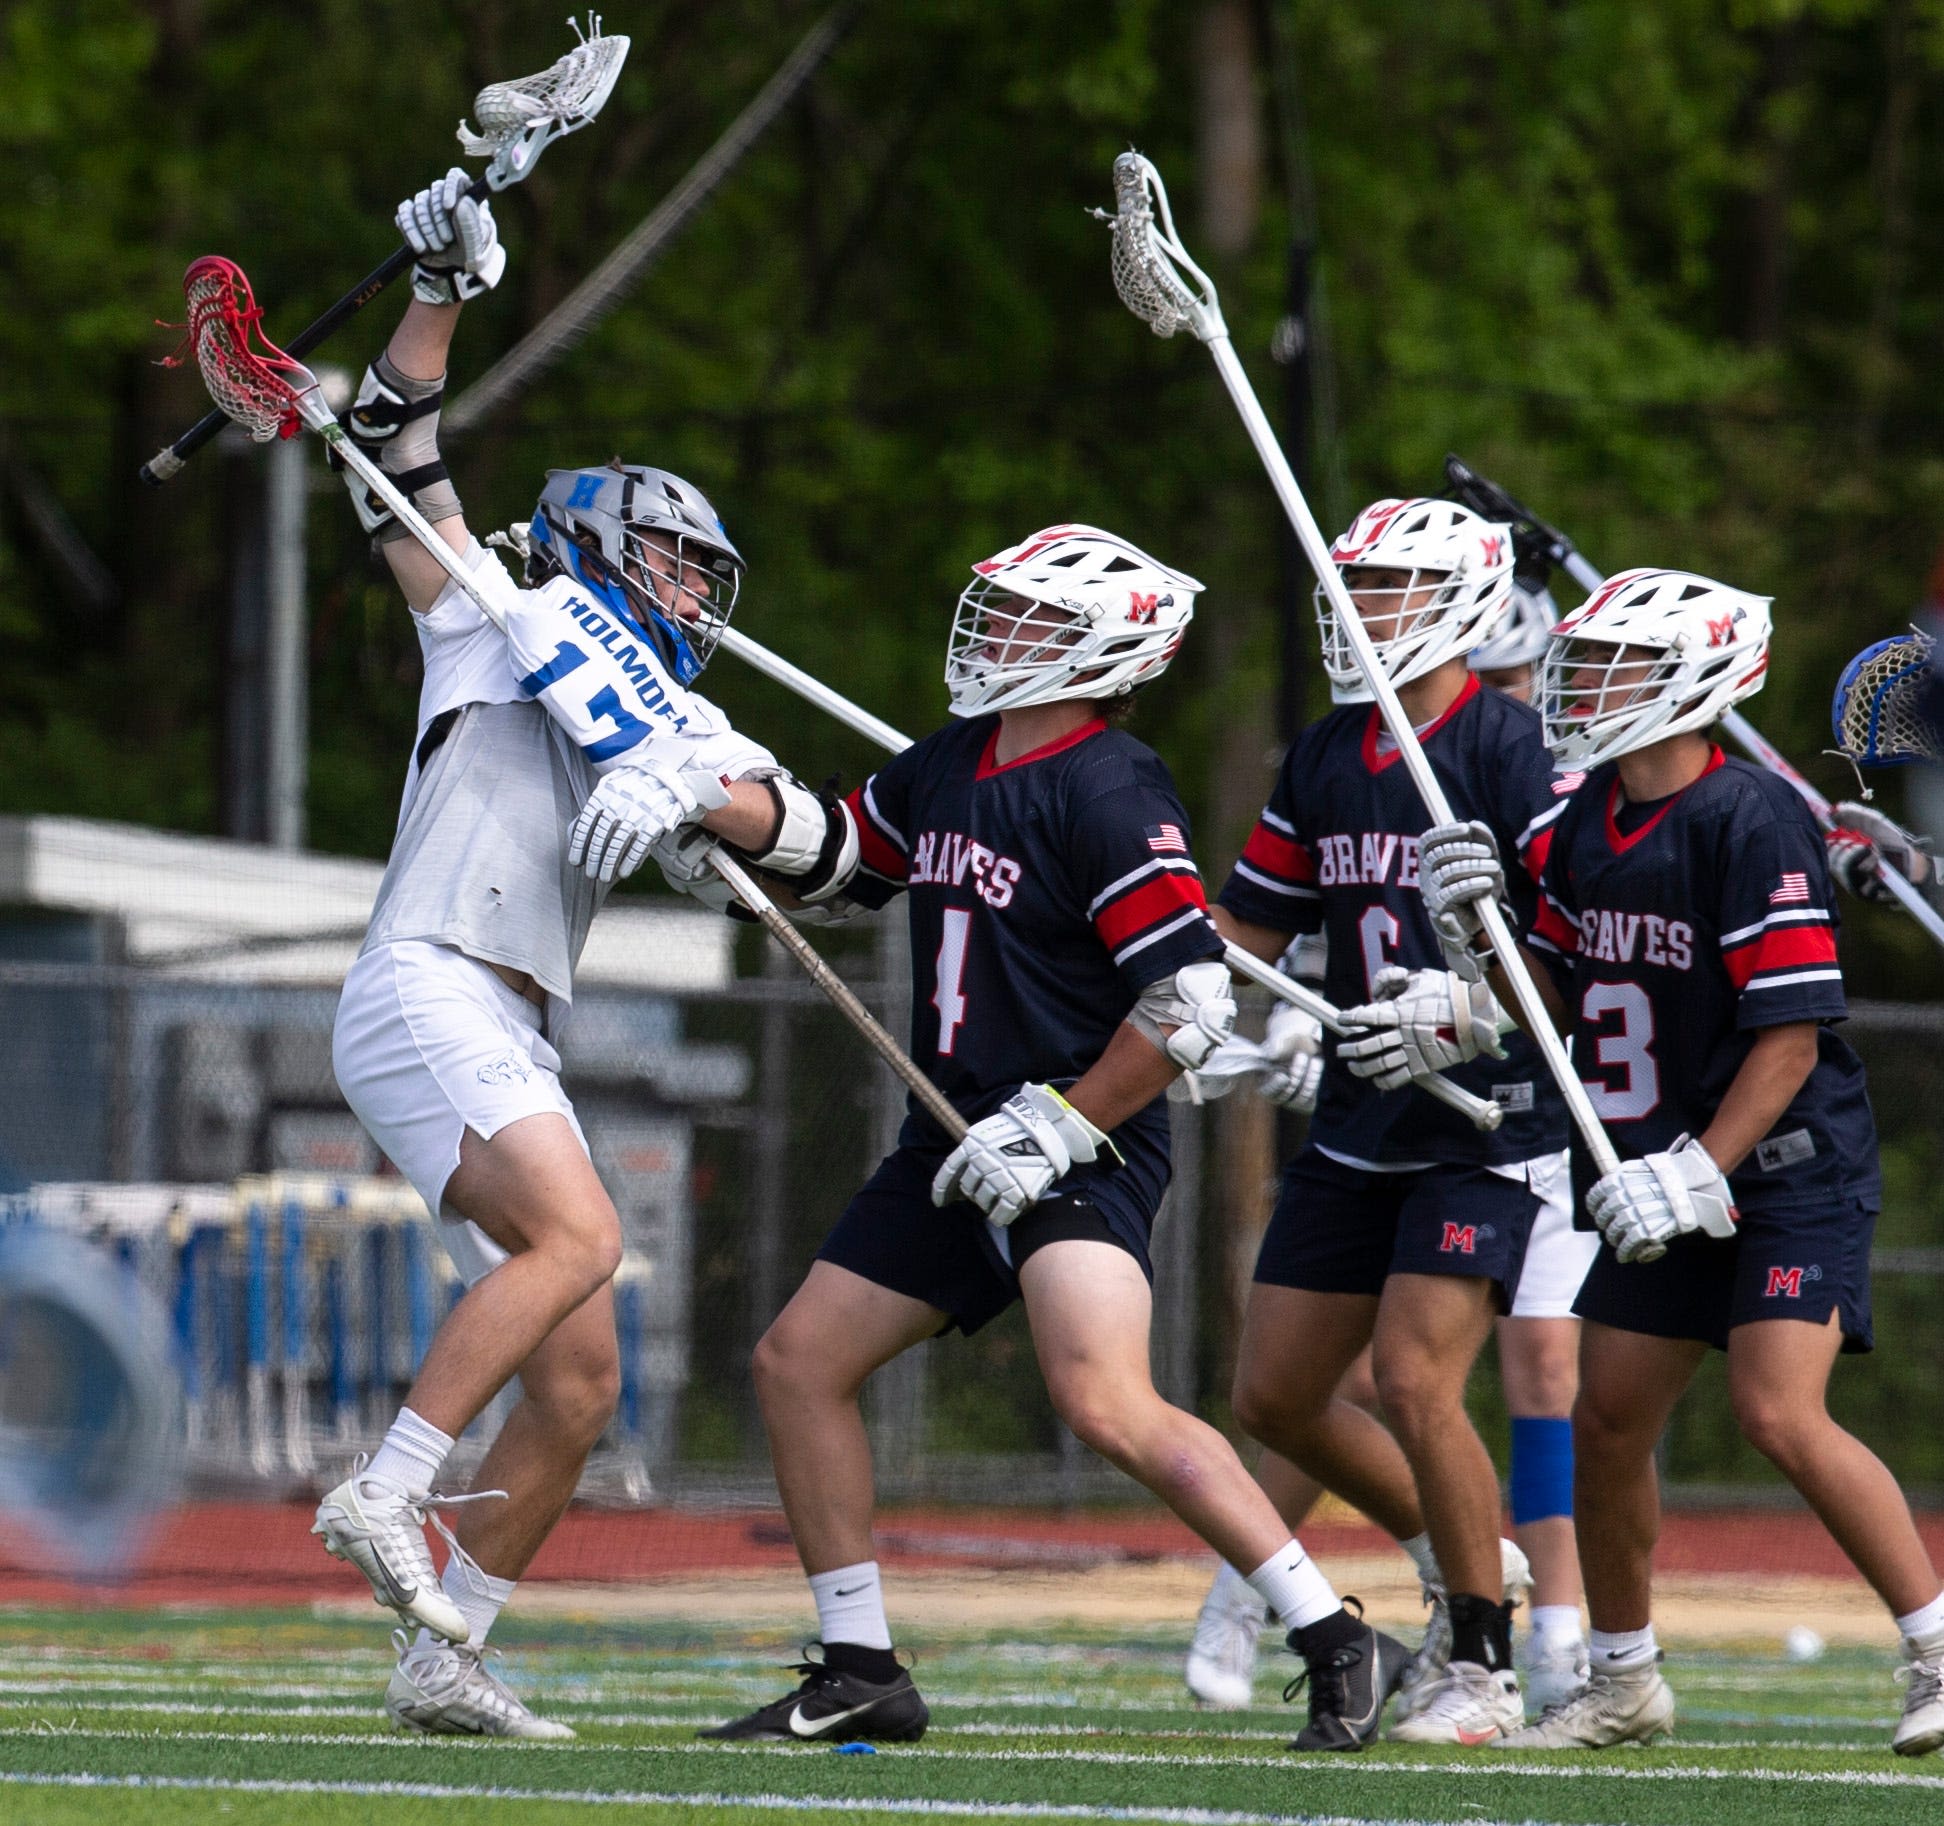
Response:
[1571,1381,1640,1460]
[1231,1366,1298,1448]
[1050,1381,1146,1470]
[1337,1352,1380,1414]
[1730,1382,1821,1473]
[1506,1337,1579,1417]
[751,1311,843,1410]
[1370,1351,1452,1437]
[532,1349,621,1449]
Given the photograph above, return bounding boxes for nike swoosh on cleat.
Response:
[1455,1725,1502,1745]
[786,1698,891,1739]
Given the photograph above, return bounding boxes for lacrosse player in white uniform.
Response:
[313,172,856,1738]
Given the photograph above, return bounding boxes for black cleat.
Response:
[698,1645,930,1744]
[1284,1600,1414,1752]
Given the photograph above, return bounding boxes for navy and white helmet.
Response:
[526,463,744,684]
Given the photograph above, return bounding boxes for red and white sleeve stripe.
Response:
[1229,808,1318,904]
[1088,857,1213,967]
[1720,907,1841,996]
[844,779,909,885]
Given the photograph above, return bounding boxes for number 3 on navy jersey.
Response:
[1580,981,1660,1119]
[934,908,973,1055]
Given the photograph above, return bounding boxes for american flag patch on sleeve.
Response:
[1145,823,1189,854]
[1770,871,1811,905]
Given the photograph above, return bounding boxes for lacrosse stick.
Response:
[1446,456,1944,949]
[140,15,629,486]
[171,254,967,1141]
[1832,631,1942,768]
[699,620,1503,1131]
[1097,154,1614,1172]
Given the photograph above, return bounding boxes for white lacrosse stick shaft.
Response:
[709,624,1503,1132]
[1104,155,1616,1173]
[1551,548,1944,949]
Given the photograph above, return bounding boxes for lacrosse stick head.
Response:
[168,256,319,443]
[459,13,631,188]
[1831,629,1944,768]
[1093,152,1225,342]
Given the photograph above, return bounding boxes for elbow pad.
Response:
[741,777,861,904]
[334,353,460,543]
[1127,959,1238,1071]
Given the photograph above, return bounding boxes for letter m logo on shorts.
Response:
[1765,1265,1806,1299]
[1439,1222,1478,1255]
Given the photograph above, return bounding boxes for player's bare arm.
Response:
[1694,1021,1819,1175]
[1212,904,1295,964]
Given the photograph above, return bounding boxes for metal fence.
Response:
[4,916,1941,1511]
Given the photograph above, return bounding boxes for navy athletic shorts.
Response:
[1573,1192,1876,1353]
[1253,1147,1539,1311]
[816,1144,1164,1337]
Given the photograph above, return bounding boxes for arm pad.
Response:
[1126,959,1238,1070]
[335,353,460,544]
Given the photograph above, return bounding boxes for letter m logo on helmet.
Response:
[1439,1222,1478,1255]
[1128,591,1159,624]
[1765,1265,1805,1298]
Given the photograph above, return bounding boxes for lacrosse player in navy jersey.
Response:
[1213,498,1576,1747]
[309,173,855,1738]
[1183,570,1595,1720]
[694,526,1408,1753]
[1405,568,1944,1755]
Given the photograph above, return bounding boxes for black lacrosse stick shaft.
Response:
[1442,454,1577,584]
[140,175,492,487]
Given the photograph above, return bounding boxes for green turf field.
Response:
[0,1608,1937,1825]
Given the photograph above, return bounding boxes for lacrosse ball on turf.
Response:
[833,1742,877,1754]
[1783,1625,1825,1662]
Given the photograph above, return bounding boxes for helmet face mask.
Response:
[945,524,1203,716]
[1315,498,1515,703]
[527,464,744,685]
[1469,578,1559,676]
[1540,568,1772,767]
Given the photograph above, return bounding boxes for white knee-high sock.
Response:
[809,1561,892,1651]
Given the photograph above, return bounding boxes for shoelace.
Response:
[395,1630,524,1717]
[1283,1646,1356,1719]
[1895,1656,1942,1704]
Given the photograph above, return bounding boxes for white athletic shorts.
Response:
[332,939,589,1287]
[1507,1149,1598,1319]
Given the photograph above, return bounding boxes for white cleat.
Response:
[1499,1659,1676,1748]
[311,1458,471,1644]
[1519,1631,1589,1717]
[1185,1575,1267,1710]
[1893,1632,1944,1757]
[1388,1659,1524,1745]
[1395,1538,1533,1724]
[387,1630,576,1740]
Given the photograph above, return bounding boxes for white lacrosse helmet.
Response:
[1316,497,1515,702]
[1541,567,1772,767]
[1469,578,1559,675]
[945,524,1203,716]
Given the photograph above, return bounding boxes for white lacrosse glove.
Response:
[568,759,730,884]
[1419,819,1505,973]
[930,1083,1109,1227]
[399,167,507,305]
[1255,1001,1326,1111]
[1337,965,1506,1091]
[1827,801,1932,908]
[1586,1134,1738,1265]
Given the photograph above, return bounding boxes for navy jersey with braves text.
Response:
[1218,676,1572,1167]
[1528,751,1879,1212]
[843,715,1224,1165]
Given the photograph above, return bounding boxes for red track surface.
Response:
[4,1504,1942,1610]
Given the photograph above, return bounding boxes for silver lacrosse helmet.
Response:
[526,463,744,685]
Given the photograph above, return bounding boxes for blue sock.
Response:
[1510,1416,1574,1525]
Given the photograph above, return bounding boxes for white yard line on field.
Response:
[0,1771,1559,1826]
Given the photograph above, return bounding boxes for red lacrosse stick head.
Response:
[165,256,314,443]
